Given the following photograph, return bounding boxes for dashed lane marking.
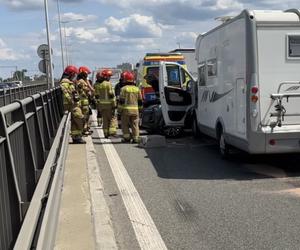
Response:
[86,136,118,250]
[92,113,168,250]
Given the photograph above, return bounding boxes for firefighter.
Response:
[60,65,78,112]
[77,66,93,135]
[114,72,126,128]
[119,71,143,143]
[94,69,116,138]
[71,93,86,144]
[94,71,104,126]
[114,72,125,100]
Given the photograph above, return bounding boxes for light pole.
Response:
[43,0,55,88]
[60,19,83,66]
[56,0,65,71]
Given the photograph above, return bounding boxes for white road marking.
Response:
[92,113,168,250]
[86,136,118,250]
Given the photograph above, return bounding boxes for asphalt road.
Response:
[92,129,300,250]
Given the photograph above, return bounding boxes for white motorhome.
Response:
[159,9,300,156]
[169,49,198,79]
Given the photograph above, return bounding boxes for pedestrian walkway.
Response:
[54,133,118,250]
[54,142,95,250]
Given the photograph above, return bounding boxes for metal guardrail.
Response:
[0,87,65,249]
[0,83,48,107]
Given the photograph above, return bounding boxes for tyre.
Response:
[145,129,154,134]
[218,129,230,158]
[192,117,201,139]
[163,127,182,138]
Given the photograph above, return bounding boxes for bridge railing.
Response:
[0,87,67,249]
[0,83,49,107]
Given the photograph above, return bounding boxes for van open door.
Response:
[159,62,195,127]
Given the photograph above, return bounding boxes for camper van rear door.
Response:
[159,62,192,126]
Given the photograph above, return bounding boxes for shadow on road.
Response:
[143,135,300,181]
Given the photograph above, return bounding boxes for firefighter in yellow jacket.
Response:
[77,66,93,135]
[71,93,86,144]
[94,69,116,138]
[119,71,143,143]
[60,65,78,112]
[94,71,105,127]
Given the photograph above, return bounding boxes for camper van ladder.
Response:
[270,81,300,127]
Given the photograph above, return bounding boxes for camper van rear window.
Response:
[288,35,300,58]
[198,64,206,86]
[207,59,217,77]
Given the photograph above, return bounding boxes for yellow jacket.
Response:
[60,78,75,105]
[119,85,143,115]
[94,80,116,109]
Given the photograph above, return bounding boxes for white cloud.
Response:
[0,39,7,48]
[3,0,299,80]
[105,14,163,38]
[59,12,97,22]
[74,27,109,42]
[0,0,43,10]
[0,0,85,10]
[175,32,198,44]
[0,38,29,60]
[214,0,243,10]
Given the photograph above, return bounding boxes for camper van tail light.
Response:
[251,95,259,103]
[251,86,259,94]
[269,139,276,146]
[252,109,258,117]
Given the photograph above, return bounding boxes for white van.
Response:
[160,9,300,156]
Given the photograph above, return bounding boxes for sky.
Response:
[0,0,299,79]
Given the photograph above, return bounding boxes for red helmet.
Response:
[78,66,91,74]
[120,71,126,79]
[96,71,102,80]
[123,71,135,83]
[63,65,78,76]
[101,69,113,78]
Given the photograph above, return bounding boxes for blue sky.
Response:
[0,0,299,79]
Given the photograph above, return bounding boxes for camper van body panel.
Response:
[195,9,300,154]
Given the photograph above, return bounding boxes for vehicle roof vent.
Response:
[214,16,234,23]
[284,9,300,20]
[145,53,182,57]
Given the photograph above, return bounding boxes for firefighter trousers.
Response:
[121,114,139,141]
[71,116,84,140]
[63,103,72,112]
[96,104,102,126]
[81,105,90,132]
[100,107,113,137]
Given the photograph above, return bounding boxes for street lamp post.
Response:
[62,22,69,65]
[43,0,55,88]
[56,0,65,71]
[60,19,83,66]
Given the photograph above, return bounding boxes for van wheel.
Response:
[163,127,182,138]
[219,131,230,158]
[192,117,201,139]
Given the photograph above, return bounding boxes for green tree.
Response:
[13,69,27,81]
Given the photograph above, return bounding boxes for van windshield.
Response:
[145,67,159,92]
[146,67,159,78]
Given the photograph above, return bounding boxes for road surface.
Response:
[91,125,300,250]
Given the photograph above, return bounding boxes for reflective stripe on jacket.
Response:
[72,105,84,119]
[94,80,116,108]
[119,85,142,115]
[77,79,90,106]
[60,78,75,104]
